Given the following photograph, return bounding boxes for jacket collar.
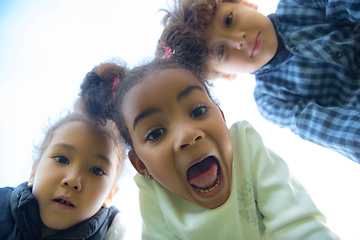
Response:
[11,182,113,239]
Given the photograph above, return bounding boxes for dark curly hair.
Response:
[155,23,208,64]
[80,62,128,124]
[80,56,213,151]
[160,0,224,31]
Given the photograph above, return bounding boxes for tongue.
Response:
[188,160,218,189]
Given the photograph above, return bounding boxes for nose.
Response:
[61,171,82,191]
[231,31,246,50]
[174,124,204,151]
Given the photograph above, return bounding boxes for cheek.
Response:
[32,166,55,191]
[89,188,107,204]
[139,148,184,188]
[228,52,247,65]
[83,180,112,208]
[32,172,54,206]
[218,54,248,74]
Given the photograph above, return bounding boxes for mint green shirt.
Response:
[135,121,339,239]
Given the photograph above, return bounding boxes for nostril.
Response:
[179,135,203,150]
[180,143,189,150]
[195,136,202,141]
[74,186,78,190]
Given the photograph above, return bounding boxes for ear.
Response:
[28,160,39,186]
[239,0,258,10]
[128,150,148,176]
[103,184,119,208]
[220,73,237,81]
[218,107,226,123]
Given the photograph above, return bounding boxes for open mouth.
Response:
[53,198,74,207]
[187,156,221,193]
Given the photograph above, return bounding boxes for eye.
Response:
[145,128,166,141]
[225,12,233,28]
[217,45,224,60]
[54,156,69,164]
[190,105,209,118]
[90,167,105,176]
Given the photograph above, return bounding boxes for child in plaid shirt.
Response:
[157,0,360,164]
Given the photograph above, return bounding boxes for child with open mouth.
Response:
[80,53,339,239]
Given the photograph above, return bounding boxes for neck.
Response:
[41,223,59,238]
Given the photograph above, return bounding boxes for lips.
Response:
[251,33,261,57]
[187,156,221,193]
[53,196,75,207]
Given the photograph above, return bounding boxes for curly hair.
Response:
[80,56,214,151]
[161,0,238,30]
[156,0,219,62]
[80,62,128,125]
[161,0,219,31]
[156,23,209,65]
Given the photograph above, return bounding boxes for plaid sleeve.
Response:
[254,88,360,164]
[326,0,360,22]
[257,0,360,163]
[283,0,360,22]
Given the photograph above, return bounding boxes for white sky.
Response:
[0,1,359,239]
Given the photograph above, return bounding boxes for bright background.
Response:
[0,0,359,239]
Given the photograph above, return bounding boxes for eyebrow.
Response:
[51,143,75,151]
[132,85,205,130]
[93,153,112,166]
[177,85,204,101]
[50,143,112,165]
[133,108,161,130]
[215,2,225,13]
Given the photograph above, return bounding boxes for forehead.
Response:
[122,68,208,121]
[52,121,99,137]
[48,121,112,148]
[47,120,118,163]
[126,68,205,100]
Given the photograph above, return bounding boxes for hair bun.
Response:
[96,62,127,83]
[80,60,128,124]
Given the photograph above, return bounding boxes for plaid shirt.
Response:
[253,0,360,163]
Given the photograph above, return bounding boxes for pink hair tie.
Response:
[161,46,176,59]
[111,77,120,102]
[164,46,172,59]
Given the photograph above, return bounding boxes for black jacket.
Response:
[0,182,119,240]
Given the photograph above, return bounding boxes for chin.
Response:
[42,217,80,230]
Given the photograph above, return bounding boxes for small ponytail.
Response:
[80,62,128,124]
[156,23,210,81]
